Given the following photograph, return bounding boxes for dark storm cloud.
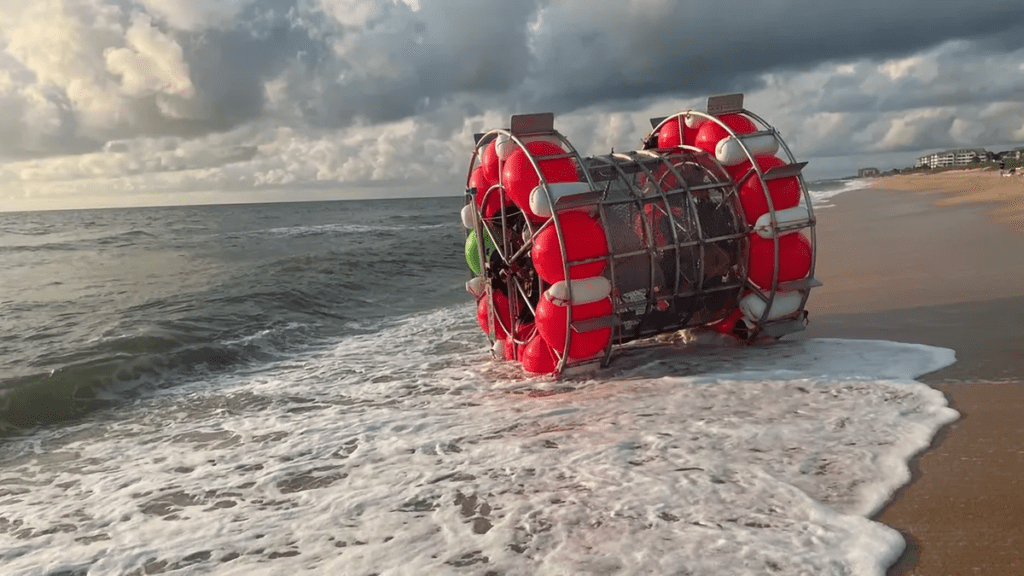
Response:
[525,0,1024,111]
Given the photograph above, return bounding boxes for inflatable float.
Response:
[461,93,821,375]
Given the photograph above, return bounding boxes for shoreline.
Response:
[804,173,1024,575]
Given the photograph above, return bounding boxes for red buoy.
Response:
[503,140,578,222]
[476,290,512,339]
[747,233,812,289]
[694,114,756,155]
[470,166,509,218]
[532,211,609,284]
[481,140,500,185]
[657,117,681,148]
[731,155,801,225]
[536,296,612,360]
[521,333,558,374]
[710,307,744,336]
[505,321,535,363]
[657,116,700,148]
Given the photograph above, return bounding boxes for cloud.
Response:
[136,0,248,31]
[524,0,1024,111]
[2,0,1024,208]
[105,13,195,100]
[0,0,543,153]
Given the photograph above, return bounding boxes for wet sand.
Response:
[801,181,1024,575]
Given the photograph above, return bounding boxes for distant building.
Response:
[858,167,880,178]
[953,148,988,165]
[1010,147,1024,160]
[915,148,990,168]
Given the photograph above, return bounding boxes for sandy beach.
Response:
[803,170,1024,574]
[873,168,1024,232]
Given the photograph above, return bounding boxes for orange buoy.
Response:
[730,155,801,225]
[503,140,578,222]
[536,296,612,360]
[694,114,756,155]
[747,233,812,289]
[531,211,609,284]
[476,290,512,339]
[521,333,558,374]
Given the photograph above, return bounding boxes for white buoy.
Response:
[751,205,810,238]
[739,291,804,321]
[492,338,507,360]
[460,203,477,229]
[496,133,565,160]
[528,182,595,218]
[715,133,780,166]
[684,112,708,130]
[465,276,486,298]
[544,276,613,306]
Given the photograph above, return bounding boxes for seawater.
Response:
[0,185,957,576]
[0,198,465,429]
[806,177,877,208]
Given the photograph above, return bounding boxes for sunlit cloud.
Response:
[1,0,1024,209]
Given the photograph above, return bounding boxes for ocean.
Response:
[0,180,957,575]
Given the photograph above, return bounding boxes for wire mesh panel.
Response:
[462,94,819,375]
[583,150,747,341]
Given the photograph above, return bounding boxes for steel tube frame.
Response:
[464,94,818,375]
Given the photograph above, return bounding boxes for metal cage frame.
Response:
[464,93,820,375]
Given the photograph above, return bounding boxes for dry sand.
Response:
[802,171,1024,575]
[874,168,1024,232]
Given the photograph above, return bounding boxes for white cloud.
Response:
[871,109,952,151]
[318,0,394,28]
[105,13,195,99]
[136,0,247,31]
[879,55,937,81]
[836,64,857,76]
[3,0,1024,208]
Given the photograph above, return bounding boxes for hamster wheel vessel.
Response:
[462,93,820,375]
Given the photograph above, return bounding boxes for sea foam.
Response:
[807,178,877,208]
[0,305,956,575]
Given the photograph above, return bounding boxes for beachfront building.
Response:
[916,148,990,168]
[1009,147,1024,160]
[916,151,955,168]
[954,148,989,165]
[858,167,880,178]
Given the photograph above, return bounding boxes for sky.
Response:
[1,0,1023,211]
